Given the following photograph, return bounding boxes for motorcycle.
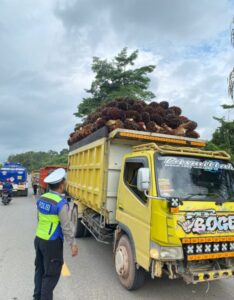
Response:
[1,190,12,205]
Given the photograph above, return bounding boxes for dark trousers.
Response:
[33,185,38,195]
[33,237,63,300]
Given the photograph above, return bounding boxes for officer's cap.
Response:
[44,168,66,184]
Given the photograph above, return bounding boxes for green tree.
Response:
[75,48,156,117]
[210,21,234,160]
[207,116,234,161]
[60,149,69,156]
[8,150,68,173]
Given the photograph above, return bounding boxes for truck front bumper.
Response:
[183,268,234,284]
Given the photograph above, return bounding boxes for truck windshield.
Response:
[155,154,234,201]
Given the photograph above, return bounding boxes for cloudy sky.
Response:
[1,0,234,162]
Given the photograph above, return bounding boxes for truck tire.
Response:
[38,187,43,195]
[71,205,85,238]
[24,188,28,197]
[115,234,146,290]
[84,228,91,237]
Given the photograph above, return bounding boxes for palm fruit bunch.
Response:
[68,98,200,146]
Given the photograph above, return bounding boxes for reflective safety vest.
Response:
[36,192,67,241]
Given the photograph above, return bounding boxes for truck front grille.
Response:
[182,237,234,261]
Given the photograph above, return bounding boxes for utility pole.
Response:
[228,18,234,100]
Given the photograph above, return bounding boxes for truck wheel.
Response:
[24,188,28,197]
[38,187,43,195]
[71,205,85,238]
[115,235,146,290]
[84,228,91,237]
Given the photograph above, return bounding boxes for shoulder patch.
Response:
[37,200,52,213]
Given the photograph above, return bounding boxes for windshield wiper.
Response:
[182,193,210,200]
[182,192,225,203]
[224,191,234,202]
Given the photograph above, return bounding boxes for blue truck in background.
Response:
[0,162,28,196]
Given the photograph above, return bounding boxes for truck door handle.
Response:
[118,206,124,211]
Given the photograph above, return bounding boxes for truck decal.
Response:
[178,210,234,234]
[162,157,234,171]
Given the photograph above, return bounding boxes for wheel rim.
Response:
[115,245,129,277]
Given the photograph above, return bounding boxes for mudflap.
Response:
[182,269,234,284]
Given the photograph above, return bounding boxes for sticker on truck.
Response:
[178,210,234,234]
[162,157,234,171]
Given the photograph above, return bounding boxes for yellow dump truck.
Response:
[67,127,234,290]
[31,170,39,183]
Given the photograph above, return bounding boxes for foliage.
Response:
[222,104,234,109]
[207,117,234,162]
[7,149,68,173]
[75,48,156,118]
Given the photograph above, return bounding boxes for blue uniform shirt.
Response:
[2,182,13,191]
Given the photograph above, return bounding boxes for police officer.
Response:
[33,168,78,300]
[32,176,39,196]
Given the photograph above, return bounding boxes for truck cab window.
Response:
[124,157,148,202]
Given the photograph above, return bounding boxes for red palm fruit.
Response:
[159,101,169,109]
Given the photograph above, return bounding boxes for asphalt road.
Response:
[1,189,234,300]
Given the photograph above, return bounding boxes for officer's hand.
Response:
[71,245,78,257]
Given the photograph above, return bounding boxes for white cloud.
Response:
[55,0,233,45]
[0,0,234,162]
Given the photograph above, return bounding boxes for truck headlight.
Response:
[150,242,184,260]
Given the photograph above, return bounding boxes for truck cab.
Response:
[115,142,234,288]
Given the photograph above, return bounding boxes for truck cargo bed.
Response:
[67,128,207,224]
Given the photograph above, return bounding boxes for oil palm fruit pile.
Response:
[68,98,199,146]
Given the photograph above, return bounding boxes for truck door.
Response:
[116,156,151,270]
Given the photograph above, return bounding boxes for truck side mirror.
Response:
[137,168,150,192]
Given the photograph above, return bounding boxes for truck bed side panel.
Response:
[67,138,133,224]
[67,138,107,214]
